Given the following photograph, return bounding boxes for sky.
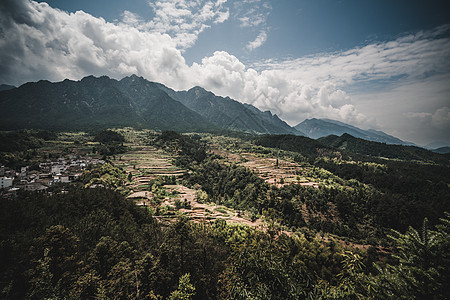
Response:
[0,0,449,146]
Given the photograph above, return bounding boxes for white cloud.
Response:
[121,10,143,27]
[246,30,267,51]
[235,1,271,28]
[253,25,450,88]
[188,51,366,126]
[145,0,229,50]
[408,107,450,129]
[233,0,271,52]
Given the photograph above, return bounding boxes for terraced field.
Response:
[159,185,265,228]
[114,146,185,191]
[211,145,319,188]
[119,146,184,176]
[239,152,319,188]
[115,145,266,229]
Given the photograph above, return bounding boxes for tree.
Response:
[28,225,81,298]
[372,215,450,299]
[169,273,196,300]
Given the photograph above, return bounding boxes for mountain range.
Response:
[295,118,414,146]
[0,75,301,135]
[0,75,424,147]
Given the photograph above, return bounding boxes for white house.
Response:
[0,177,13,189]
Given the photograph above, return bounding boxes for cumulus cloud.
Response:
[187,51,366,126]
[245,25,450,134]
[0,0,204,88]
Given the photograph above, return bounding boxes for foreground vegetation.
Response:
[1,129,449,299]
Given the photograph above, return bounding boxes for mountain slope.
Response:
[0,75,214,132]
[319,133,448,163]
[159,84,303,135]
[0,84,15,92]
[295,118,412,145]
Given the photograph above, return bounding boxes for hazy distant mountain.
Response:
[424,141,450,150]
[0,75,214,132]
[295,118,412,145]
[0,84,15,92]
[159,85,303,135]
[431,147,450,154]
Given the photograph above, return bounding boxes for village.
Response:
[0,156,105,194]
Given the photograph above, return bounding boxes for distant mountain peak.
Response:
[189,86,205,91]
[80,75,113,84]
[187,86,213,98]
[124,74,145,81]
[295,118,411,146]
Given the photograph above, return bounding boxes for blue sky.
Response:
[38,0,450,64]
[1,0,450,145]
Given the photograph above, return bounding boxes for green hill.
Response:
[319,133,448,163]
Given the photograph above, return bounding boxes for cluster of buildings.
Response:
[0,156,104,194]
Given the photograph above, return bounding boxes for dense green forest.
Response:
[2,187,449,299]
[1,129,450,299]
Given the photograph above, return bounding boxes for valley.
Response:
[1,127,449,299]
